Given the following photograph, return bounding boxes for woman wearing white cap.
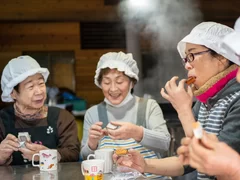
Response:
[80,51,170,178]
[113,22,240,180]
[177,17,240,180]
[0,56,80,165]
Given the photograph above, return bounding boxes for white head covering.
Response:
[94,51,139,88]
[222,17,240,65]
[177,22,237,63]
[1,55,49,102]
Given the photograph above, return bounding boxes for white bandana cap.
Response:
[1,55,49,102]
[177,22,237,64]
[94,51,139,88]
[222,17,240,65]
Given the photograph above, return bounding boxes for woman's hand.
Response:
[188,133,240,177]
[19,142,48,161]
[161,76,193,113]
[87,122,107,150]
[113,149,145,173]
[107,121,143,141]
[161,76,195,137]
[0,134,19,164]
[177,137,192,165]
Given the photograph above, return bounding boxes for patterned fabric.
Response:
[14,104,48,120]
[197,90,240,180]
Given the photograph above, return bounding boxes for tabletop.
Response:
[0,162,172,180]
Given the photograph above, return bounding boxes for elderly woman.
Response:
[114,22,240,180]
[0,56,80,165]
[177,17,240,180]
[80,51,170,178]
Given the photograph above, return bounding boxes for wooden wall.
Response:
[0,0,239,23]
[0,0,239,106]
[0,22,124,106]
[199,0,240,27]
[0,0,119,21]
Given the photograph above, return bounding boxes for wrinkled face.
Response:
[184,43,228,89]
[101,69,132,105]
[11,73,47,111]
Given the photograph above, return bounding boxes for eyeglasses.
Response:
[182,49,211,65]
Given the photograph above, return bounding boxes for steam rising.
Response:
[118,0,202,102]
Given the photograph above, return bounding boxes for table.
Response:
[0,162,99,180]
[0,162,172,179]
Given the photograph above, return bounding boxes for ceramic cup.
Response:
[32,149,58,171]
[87,149,114,173]
[81,159,104,180]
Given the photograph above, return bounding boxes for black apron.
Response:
[0,105,60,165]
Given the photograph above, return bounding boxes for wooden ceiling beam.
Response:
[0,0,239,23]
[0,9,120,22]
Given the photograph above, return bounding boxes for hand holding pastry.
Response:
[106,123,118,130]
[161,76,193,113]
[113,149,145,173]
[188,132,240,177]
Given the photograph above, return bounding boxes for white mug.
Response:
[81,159,104,179]
[87,149,114,173]
[32,149,58,171]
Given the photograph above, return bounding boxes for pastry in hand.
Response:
[115,148,128,156]
[106,123,118,130]
[192,122,203,139]
[186,77,196,85]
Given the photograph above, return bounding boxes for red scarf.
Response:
[194,65,238,103]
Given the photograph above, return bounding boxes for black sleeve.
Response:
[183,165,196,175]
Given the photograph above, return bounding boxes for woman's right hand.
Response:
[113,149,146,173]
[87,122,107,150]
[0,134,19,164]
[161,76,193,114]
[188,133,240,177]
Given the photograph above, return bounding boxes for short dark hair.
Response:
[13,84,20,93]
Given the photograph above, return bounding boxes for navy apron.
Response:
[0,105,60,165]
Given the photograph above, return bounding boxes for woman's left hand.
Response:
[113,149,145,173]
[107,121,143,141]
[161,76,193,113]
[19,142,48,161]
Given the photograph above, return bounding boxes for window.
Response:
[23,51,75,91]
